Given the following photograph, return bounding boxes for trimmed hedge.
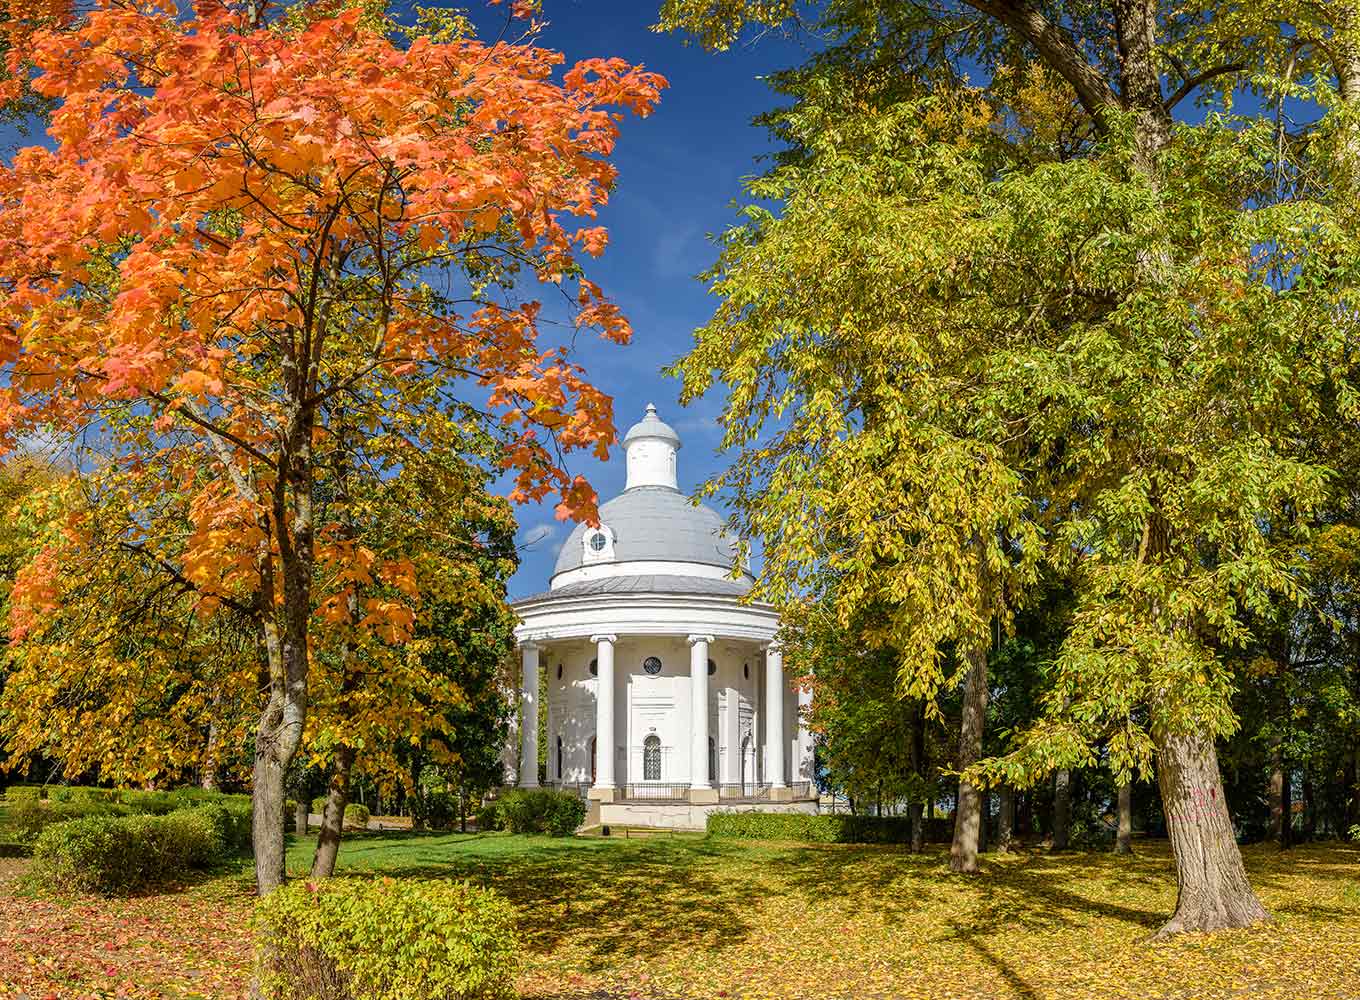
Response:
[255,877,520,1000]
[343,803,370,829]
[3,798,128,845]
[0,787,252,850]
[706,812,919,844]
[496,789,586,836]
[31,808,224,894]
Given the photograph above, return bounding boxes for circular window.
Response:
[643,656,662,676]
[556,663,563,680]
[707,658,716,676]
[743,662,749,680]
[589,531,608,552]
[589,658,598,677]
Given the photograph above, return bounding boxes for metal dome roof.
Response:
[552,486,740,579]
[621,403,681,448]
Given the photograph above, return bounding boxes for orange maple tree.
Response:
[0,0,664,892]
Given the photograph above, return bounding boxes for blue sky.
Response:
[478,3,803,597]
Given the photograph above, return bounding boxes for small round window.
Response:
[643,656,662,676]
[589,531,608,552]
[589,658,598,677]
[556,663,563,680]
[707,658,716,676]
[743,662,749,679]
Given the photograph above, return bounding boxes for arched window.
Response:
[643,734,662,781]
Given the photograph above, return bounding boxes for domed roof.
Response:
[622,402,681,448]
[552,486,740,579]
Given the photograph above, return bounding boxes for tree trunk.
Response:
[201,717,221,792]
[1052,769,1071,851]
[1115,781,1133,854]
[1301,773,1315,842]
[978,788,989,853]
[997,785,1014,853]
[251,615,306,897]
[294,797,309,836]
[311,745,355,880]
[908,699,926,852]
[1269,757,1291,849]
[1154,729,1270,936]
[1349,746,1360,832]
[949,647,987,874]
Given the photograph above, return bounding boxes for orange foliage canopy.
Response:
[0,0,665,626]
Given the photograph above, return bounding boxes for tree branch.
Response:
[961,0,1121,129]
[1163,62,1246,112]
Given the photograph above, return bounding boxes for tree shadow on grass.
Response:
[332,835,757,969]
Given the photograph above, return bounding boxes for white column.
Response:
[721,677,741,786]
[797,684,814,784]
[688,635,715,789]
[765,644,786,787]
[591,634,617,790]
[518,642,540,788]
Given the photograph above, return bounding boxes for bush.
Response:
[706,812,916,844]
[311,796,329,814]
[473,800,501,832]
[496,789,585,836]
[30,807,223,894]
[119,790,179,815]
[255,877,520,1000]
[343,803,370,829]
[6,786,40,804]
[192,801,253,853]
[1,798,125,845]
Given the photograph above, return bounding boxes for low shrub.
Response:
[119,790,179,815]
[192,800,253,853]
[1,798,125,845]
[6,786,40,804]
[496,789,585,836]
[474,800,501,832]
[706,812,916,844]
[255,877,520,1000]
[343,803,370,829]
[311,796,329,814]
[30,807,224,894]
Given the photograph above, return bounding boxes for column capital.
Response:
[590,633,617,645]
[763,640,783,654]
[519,640,543,652]
[687,634,716,646]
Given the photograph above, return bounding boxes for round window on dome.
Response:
[589,531,608,552]
[643,656,662,676]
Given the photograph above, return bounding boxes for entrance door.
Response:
[740,734,752,793]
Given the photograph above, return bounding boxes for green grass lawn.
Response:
[279,830,1360,1000]
[2,829,1358,999]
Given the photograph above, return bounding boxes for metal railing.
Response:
[790,781,815,800]
[718,782,771,801]
[623,782,691,802]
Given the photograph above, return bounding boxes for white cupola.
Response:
[621,403,681,491]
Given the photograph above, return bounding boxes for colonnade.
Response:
[515,634,808,802]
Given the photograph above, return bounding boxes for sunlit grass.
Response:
[3,831,1357,999]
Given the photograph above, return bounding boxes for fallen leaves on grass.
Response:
[1,839,1358,999]
[0,859,253,999]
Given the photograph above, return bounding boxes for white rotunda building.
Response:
[508,404,816,829]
